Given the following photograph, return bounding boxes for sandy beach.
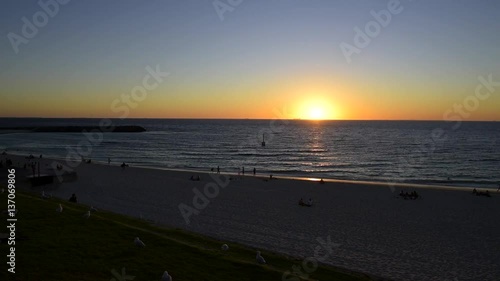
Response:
[2,153,499,281]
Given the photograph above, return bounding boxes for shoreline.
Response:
[4,151,498,193]
[132,164,499,193]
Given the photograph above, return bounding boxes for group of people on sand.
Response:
[473,188,491,197]
[0,158,13,168]
[237,167,258,176]
[1,156,39,171]
[399,190,419,200]
[190,175,201,181]
[69,193,78,203]
[211,166,258,176]
[25,154,43,159]
[299,198,313,207]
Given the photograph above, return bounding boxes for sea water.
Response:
[0,118,499,188]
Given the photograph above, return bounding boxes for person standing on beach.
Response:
[253,168,256,175]
[108,158,111,165]
[69,194,78,203]
[217,166,220,174]
[242,167,245,175]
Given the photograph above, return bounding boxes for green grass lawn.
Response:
[0,188,375,281]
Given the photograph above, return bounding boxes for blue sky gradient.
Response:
[1,0,499,119]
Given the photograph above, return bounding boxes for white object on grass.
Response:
[134,237,145,247]
[256,251,266,264]
[161,271,172,281]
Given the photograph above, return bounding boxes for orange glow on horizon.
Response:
[308,107,325,120]
[294,94,340,120]
[1,77,499,121]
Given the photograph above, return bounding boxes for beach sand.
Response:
[2,154,499,281]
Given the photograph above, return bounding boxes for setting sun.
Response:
[308,107,325,120]
[295,96,339,120]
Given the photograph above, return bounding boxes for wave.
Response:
[467,158,500,162]
[236,153,287,157]
[405,179,499,188]
[101,141,121,145]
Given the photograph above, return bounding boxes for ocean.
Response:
[0,118,499,189]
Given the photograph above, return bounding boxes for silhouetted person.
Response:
[253,168,256,175]
[69,193,78,203]
[411,191,419,200]
[217,166,220,174]
[402,191,410,200]
[108,158,111,165]
[242,167,245,175]
[121,162,128,168]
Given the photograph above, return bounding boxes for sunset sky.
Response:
[1,0,499,120]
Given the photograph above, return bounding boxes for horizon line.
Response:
[0,117,498,122]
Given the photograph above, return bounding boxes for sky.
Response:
[0,0,499,120]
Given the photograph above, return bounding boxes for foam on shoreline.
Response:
[3,148,498,191]
[6,151,495,193]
